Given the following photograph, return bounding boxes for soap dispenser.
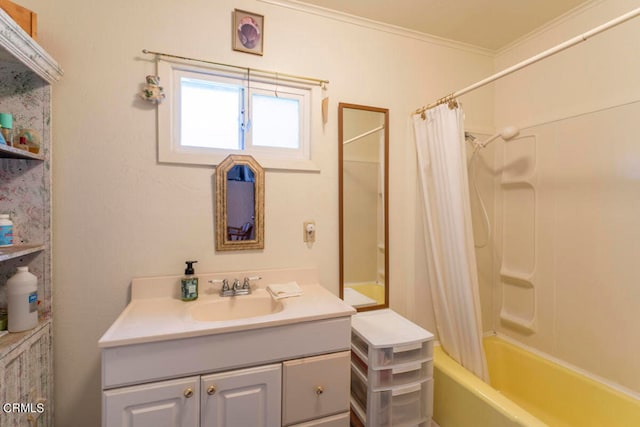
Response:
[181,260,199,301]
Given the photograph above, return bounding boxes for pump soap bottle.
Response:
[181,260,198,301]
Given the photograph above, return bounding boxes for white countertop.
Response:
[99,268,356,348]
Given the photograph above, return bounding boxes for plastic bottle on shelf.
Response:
[0,214,13,247]
[7,266,38,332]
[0,113,13,147]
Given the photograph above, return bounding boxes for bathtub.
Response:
[345,283,385,305]
[433,335,640,427]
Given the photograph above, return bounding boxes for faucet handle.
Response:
[243,276,261,289]
[209,278,230,291]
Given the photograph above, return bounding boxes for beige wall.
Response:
[20,0,494,424]
[492,0,640,394]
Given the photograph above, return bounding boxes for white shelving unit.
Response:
[350,309,434,427]
[0,6,62,426]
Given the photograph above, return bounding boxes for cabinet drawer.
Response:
[283,351,350,426]
[289,411,349,427]
[352,358,433,391]
[351,364,433,427]
[352,331,433,369]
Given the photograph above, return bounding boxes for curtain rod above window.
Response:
[142,49,329,87]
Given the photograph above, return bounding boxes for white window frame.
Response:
[157,60,319,171]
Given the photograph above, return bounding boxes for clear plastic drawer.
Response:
[350,362,433,427]
[369,379,433,427]
[353,359,433,390]
[351,331,433,369]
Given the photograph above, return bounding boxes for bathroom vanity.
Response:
[99,268,356,427]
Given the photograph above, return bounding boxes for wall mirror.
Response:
[339,103,389,311]
[216,154,265,251]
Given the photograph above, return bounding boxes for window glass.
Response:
[180,78,243,150]
[251,93,300,149]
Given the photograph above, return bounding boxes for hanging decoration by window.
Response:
[139,75,165,104]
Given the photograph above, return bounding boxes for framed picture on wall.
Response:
[232,9,264,56]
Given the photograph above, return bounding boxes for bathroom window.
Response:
[157,60,316,170]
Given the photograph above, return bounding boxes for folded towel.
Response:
[267,282,303,300]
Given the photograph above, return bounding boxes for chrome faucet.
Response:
[209,276,260,297]
[209,278,235,297]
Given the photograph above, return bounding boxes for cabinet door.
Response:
[201,364,281,427]
[282,351,350,426]
[0,323,52,427]
[103,377,199,427]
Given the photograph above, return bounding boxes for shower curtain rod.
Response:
[413,6,640,116]
[142,49,329,87]
[343,124,385,145]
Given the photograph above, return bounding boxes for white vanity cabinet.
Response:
[100,269,356,427]
[103,353,350,427]
[104,364,283,427]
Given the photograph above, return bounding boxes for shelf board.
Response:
[0,243,44,261]
[0,8,62,83]
[0,143,43,160]
[0,317,50,359]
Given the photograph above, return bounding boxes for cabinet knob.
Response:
[315,385,324,395]
[207,385,217,395]
[183,388,194,398]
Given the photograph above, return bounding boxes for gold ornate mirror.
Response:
[338,103,389,311]
[216,154,264,251]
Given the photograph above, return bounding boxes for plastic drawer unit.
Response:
[349,309,434,427]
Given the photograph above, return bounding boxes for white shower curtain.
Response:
[413,103,488,381]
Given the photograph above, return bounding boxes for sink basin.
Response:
[189,292,284,322]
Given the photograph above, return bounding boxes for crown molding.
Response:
[257,0,494,57]
[496,0,605,56]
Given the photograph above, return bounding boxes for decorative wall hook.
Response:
[140,75,165,104]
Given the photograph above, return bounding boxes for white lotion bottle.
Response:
[7,266,38,332]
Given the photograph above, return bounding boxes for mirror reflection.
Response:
[216,155,264,251]
[226,165,256,241]
[339,103,389,311]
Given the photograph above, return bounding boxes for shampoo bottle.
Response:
[181,260,198,301]
[0,214,13,247]
[7,266,38,332]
